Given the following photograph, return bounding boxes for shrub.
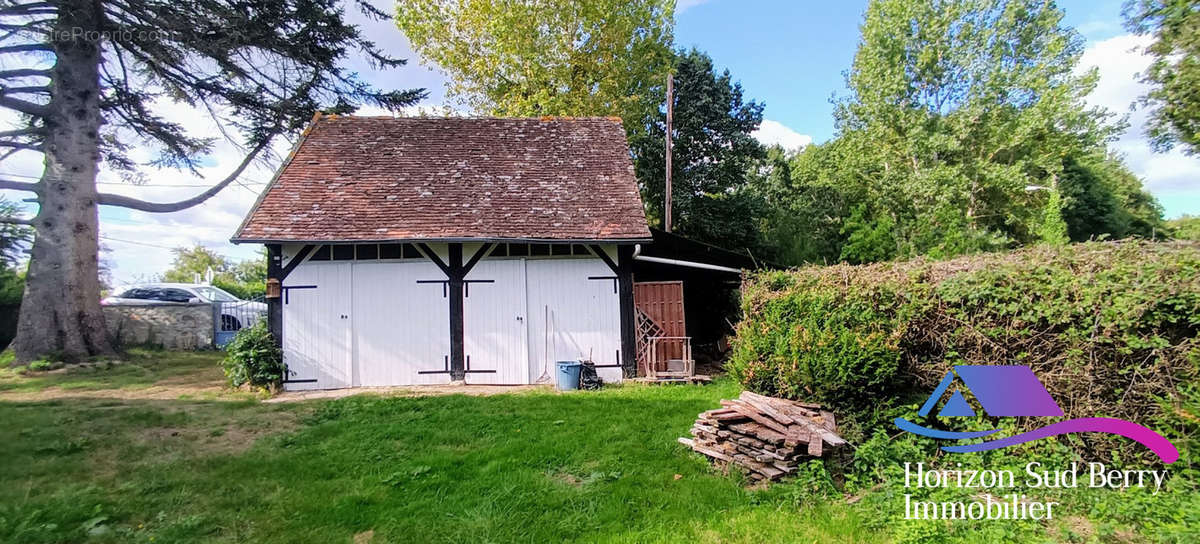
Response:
[212,277,264,300]
[221,321,283,389]
[730,241,1200,464]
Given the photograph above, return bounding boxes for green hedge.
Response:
[730,241,1200,463]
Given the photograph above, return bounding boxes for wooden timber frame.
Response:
[415,242,493,381]
[267,242,494,382]
[266,243,314,349]
[268,241,640,382]
[590,244,638,379]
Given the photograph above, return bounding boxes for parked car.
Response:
[102,283,267,331]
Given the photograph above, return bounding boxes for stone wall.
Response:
[103,303,214,350]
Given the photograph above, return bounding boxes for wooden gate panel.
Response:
[633,281,685,337]
[634,281,688,376]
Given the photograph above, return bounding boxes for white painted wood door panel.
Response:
[463,259,529,384]
[525,258,623,383]
[282,261,352,390]
[352,261,452,386]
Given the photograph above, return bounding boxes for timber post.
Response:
[417,242,493,382]
[617,245,638,378]
[447,243,466,381]
[266,243,283,347]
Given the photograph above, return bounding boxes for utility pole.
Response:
[665,72,674,233]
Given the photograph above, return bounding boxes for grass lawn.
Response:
[0,350,884,543]
[5,350,1189,543]
[0,349,247,400]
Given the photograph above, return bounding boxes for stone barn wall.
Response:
[103,303,214,350]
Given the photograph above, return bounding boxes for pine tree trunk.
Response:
[12,1,115,363]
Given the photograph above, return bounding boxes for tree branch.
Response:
[0,94,46,116]
[96,138,271,212]
[0,3,55,17]
[0,20,53,43]
[0,127,38,138]
[0,21,51,30]
[0,68,50,79]
[0,216,32,225]
[0,43,51,54]
[0,140,39,151]
[0,178,40,193]
[0,84,49,94]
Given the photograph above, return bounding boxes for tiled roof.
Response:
[232,115,652,243]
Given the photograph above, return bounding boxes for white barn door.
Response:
[352,261,452,386]
[525,259,623,383]
[282,261,352,390]
[463,259,529,384]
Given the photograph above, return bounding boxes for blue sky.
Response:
[670,0,1198,217]
[2,0,1195,284]
[676,0,1126,143]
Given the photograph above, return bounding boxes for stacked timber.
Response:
[678,391,847,482]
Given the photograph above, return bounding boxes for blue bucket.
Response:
[556,361,582,391]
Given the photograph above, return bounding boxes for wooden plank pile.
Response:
[678,391,847,482]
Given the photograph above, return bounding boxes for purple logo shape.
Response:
[918,366,1063,418]
[895,365,1178,464]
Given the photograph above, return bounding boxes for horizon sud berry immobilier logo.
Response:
[894,365,1178,464]
[893,365,1178,522]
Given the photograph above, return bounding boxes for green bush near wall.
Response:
[221,321,283,389]
[729,241,1200,464]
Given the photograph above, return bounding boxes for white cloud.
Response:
[0,99,290,284]
[92,102,291,285]
[1078,33,1200,215]
[752,119,813,152]
[677,0,712,13]
[0,3,455,284]
[2,100,476,285]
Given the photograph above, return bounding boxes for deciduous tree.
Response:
[633,48,766,252]
[748,144,849,265]
[162,245,265,298]
[1124,0,1200,154]
[0,196,31,266]
[832,0,1123,259]
[161,246,232,284]
[1059,153,1164,241]
[1167,215,1200,240]
[395,0,674,134]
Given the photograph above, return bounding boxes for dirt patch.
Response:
[133,410,303,455]
[0,365,244,402]
[549,471,583,487]
[142,426,186,440]
[265,383,551,403]
[0,381,231,402]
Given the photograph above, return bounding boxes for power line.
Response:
[97,181,268,187]
[1,177,267,200]
[98,216,154,226]
[0,170,271,186]
[1,173,267,187]
[99,235,179,250]
[0,172,41,180]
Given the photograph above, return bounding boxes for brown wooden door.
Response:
[634,281,686,375]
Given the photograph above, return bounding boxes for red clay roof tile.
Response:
[232,116,651,243]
